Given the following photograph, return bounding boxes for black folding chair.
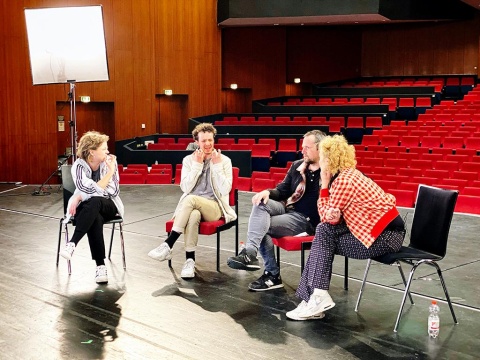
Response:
[56,165,126,274]
[355,185,459,332]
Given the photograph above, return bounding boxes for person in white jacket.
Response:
[148,123,236,278]
[59,131,124,284]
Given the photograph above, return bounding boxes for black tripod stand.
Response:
[32,155,72,196]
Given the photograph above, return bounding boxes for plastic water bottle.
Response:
[428,300,440,338]
[155,160,158,165]
[239,241,245,253]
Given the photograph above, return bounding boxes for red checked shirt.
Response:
[318,168,399,248]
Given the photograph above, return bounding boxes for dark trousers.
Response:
[71,197,117,261]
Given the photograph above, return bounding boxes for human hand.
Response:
[106,154,117,172]
[193,148,205,163]
[325,207,341,223]
[211,148,222,164]
[320,167,332,188]
[67,194,82,216]
[252,190,269,206]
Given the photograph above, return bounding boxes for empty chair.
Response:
[145,173,172,184]
[365,116,383,134]
[420,136,442,149]
[455,195,480,214]
[120,173,145,184]
[362,135,380,147]
[442,137,464,150]
[251,178,275,193]
[217,138,235,146]
[441,178,468,190]
[346,117,364,128]
[148,143,167,150]
[157,137,176,145]
[151,163,173,172]
[461,162,480,173]
[415,97,432,116]
[380,135,400,147]
[463,187,480,196]
[258,138,277,152]
[229,143,251,151]
[167,143,188,150]
[276,138,299,167]
[388,189,416,208]
[251,171,271,181]
[465,137,480,150]
[434,161,459,176]
[400,136,420,149]
[237,177,252,192]
[453,171,478,182]
[237,138,256,148]
[251,144,272,172]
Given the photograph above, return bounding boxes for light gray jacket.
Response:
[70,158,125,217]
[173,153,237,223]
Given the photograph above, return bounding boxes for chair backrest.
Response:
[409,185,458,257]
[61,165,75,214]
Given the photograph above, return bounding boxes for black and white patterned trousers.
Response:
[295,221,405,302]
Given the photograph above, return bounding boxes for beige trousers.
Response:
[172,195,222,252]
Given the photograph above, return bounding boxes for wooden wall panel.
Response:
[222,27,286,101]
[286,27,362,84]
[362,19,480,76]
[157,95,189,134]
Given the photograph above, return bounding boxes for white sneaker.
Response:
[297,290,335,319]
[180,259,195,279]
[95,265,108,284]
[148,243,172,262]
[60,242,76,260]
[286,300,325,321]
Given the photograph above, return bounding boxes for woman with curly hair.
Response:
[287,135,405,320]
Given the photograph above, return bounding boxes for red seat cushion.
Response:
[165,218,226,235]
[272,236,314,251]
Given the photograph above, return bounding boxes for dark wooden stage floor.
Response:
[1,183,479,359]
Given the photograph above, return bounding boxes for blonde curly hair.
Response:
[320,134,356,174]
[76,131,109,161]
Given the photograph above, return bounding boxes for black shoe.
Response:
[227,248,260,271]
[248,271,284,291]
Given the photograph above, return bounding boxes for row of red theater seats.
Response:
[216,115,383,128]
[361,134,480,151]
[267,97,432,110]
[355,148,479,162]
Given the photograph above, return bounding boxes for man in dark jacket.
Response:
[227,130,326,291]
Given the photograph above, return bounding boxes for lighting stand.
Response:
[32,155,72,196]
[68,80,78,162]
[33,81,77,196]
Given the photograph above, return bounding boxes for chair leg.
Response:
[167,231,172,268]
[344,257,349,290]
[276,246,281,268]
[119,223,126,269]
[57,218,63,266]
[64,223,71,275]
[355,259,372,312]
[434,263,458,324]
[393,262,420,332]
[396,262,414,305]
[235,221,239,256]
[108,223,115,260]
[216,231,221,272]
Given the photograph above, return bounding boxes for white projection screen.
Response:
[25,5,109,85]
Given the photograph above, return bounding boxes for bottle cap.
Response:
[431,300,437,305]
